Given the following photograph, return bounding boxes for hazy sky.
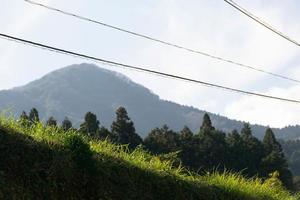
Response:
[1,0,300,128]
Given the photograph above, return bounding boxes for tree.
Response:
[178,126,196,168]
[290,151,300,176]
[79,112,100,137]
[29,108,39,123]
[61,117,73,131]
[294,176,300,191]
[239,123,264,177]
[179,126,193,141]
[111,107,142,149]
[263,128,282,154]
[19,111,30,127]
[144,125,180,154]
[46,116,57,127]
[200,113,215,133]
[281,139,300,177]
[225,129,244,171]
[194,113,227,172]
[261,128,293,189]
[240,123,252,139]
[99,126,115,141]
[196,129,227,171]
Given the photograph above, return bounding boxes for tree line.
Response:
[19,106,294,190]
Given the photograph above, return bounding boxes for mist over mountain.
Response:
[0,63,299,140]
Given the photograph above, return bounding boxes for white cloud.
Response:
[225,85,300,128]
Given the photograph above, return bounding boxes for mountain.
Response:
[0,63,299,140]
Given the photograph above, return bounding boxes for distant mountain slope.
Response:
[0,63,299,140]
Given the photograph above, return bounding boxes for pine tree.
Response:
[46,116,57,127]
[200,113,215,133]
[261,128,293,189]
[61,117,73,131]
[263,128,282,154]
[29,108,39,123]
[225,129,244,171]
[19,111,30,127]
[194,113,227,171]
[111,107,142,149]
[240,123,264,177]
[241,123,252,139]
[79,112,100,137]
[178,126,196,168]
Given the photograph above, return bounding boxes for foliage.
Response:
[281,140,300,176]
[19,111,30,127]
[29,107,39,123]
[64,134,95,172]
[46,116,57,127]
[261,128,293,189]
[264,171,283,189]
[61,117,73,131]
[0,116,297,200]
[111,107,142,149]
[79,111,100,137]
[144,125,180,154]
[294,176,300,191]
[144,114,293,189]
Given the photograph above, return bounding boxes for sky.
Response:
[1,0,300,128]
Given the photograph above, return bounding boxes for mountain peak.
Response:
[16,63,141,92]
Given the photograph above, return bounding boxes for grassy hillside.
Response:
[0,116,298,200]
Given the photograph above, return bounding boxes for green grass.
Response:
[0,116,298,200]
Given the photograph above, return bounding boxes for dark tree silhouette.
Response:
[144,125,180,154]
[29,108,39,123]
[261,128,293,189]
[19,111,30,127]
[46,116,57,127]
[200,113,215,133]
[62,117,73,131]
[79,112,100,137]
[111,107,142,149]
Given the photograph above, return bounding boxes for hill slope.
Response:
[0,63,299,140]
[0,117,297,200]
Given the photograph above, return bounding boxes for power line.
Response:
[24,0,300,84]
[1,32,300,104]
[224,0,300,47]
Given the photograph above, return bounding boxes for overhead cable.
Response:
[24,0,300,84]
[1,32,300,104]
[224,0,300,47]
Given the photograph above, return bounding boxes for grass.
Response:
[0,116,298,200]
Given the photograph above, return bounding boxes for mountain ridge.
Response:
[0,63,299,140]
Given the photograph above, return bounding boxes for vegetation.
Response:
[144,117,294,190]
[111,106,142,149]
[0,115,298,200]
[281,139,300,176]
[14,107,297,189]
[79,111,100,137]
[61,117,73,131]
[281,139,300,190]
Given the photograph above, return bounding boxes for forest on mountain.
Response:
[18,106,300,191]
